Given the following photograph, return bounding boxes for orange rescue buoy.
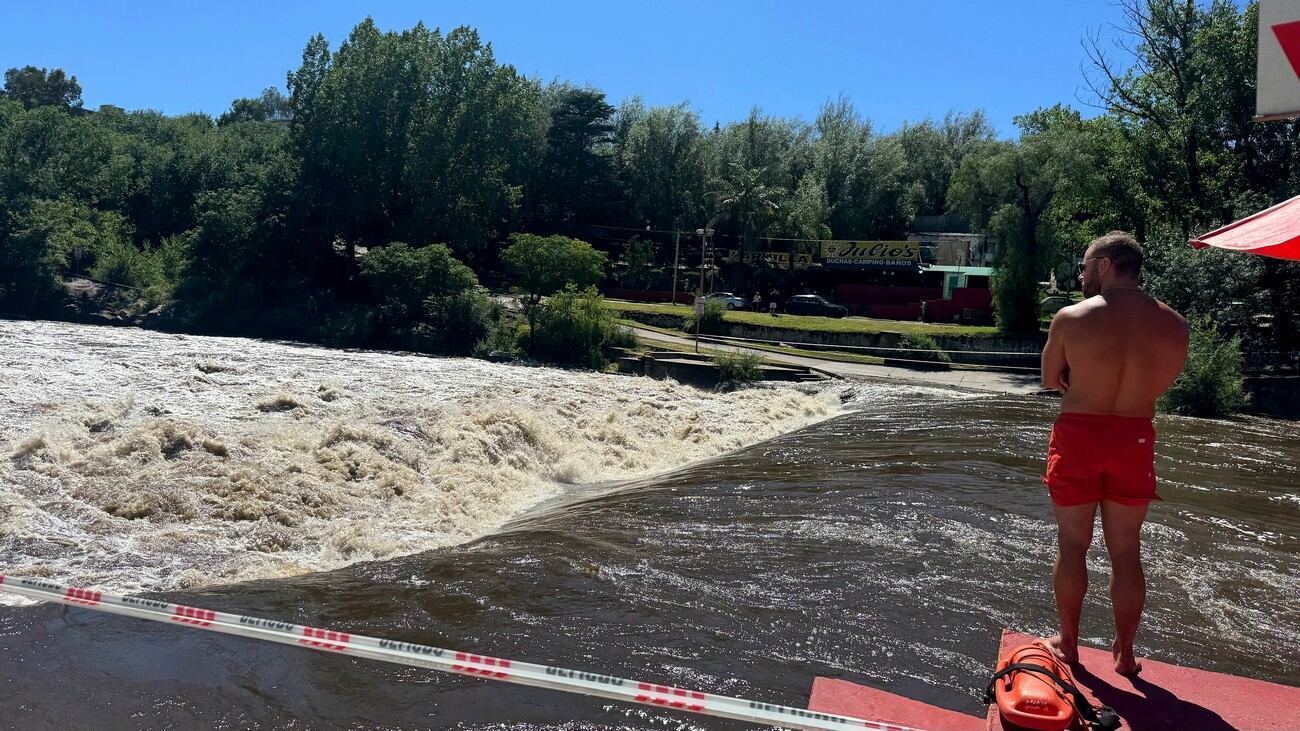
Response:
[990,641,1079,730]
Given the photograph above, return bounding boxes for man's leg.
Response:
[1048,501,1097,664]
[1100,499,1149,675]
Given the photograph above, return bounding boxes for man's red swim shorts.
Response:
[1042,412,1160,506]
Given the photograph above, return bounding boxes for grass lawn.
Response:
[605,300,1000,337]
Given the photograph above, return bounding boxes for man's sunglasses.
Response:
[1078,256,1109,274]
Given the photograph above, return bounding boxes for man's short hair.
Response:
[1088,231,1143,276]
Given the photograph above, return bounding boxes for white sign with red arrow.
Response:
[1258,0,1300,120]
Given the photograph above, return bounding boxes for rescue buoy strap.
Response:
[983,662,1121,731]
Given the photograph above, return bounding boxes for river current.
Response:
[0,320,1295,730]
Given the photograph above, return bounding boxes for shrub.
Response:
[714,350,763,382]
[472,313,524,359]
[682,297,727,335]
[425,288,499,355]
[359,242,478,326]
[607,324,638,350]
[1159,315,1248,418]
[897,333,953,363]
[528,285,624,369]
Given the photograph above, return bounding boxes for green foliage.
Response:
[359,242,479,326]
[218,87,291,126]
[950,106,1100,333]
[682,297,727,335]
[527,285,624,368]
[897,333,952,363]
[530,84,616,228]
[473,312,525,359]
[2,66,82,109]
[1142,226,1265,319]
[503,234,606,300]
[714,350,763,382]
[90,236,186,307]
[1159,316,1247,418]
[613,100,707,228]
[0,199,130,312]
[620,236,656,288]
[0,8,1296,364]
[606,323,638,350]
[287,21,544,258]
[424,288,499,355]
[503,233,607,348]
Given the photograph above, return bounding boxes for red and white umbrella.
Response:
[1190,194,1300,260]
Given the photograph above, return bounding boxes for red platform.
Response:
[808,677,983,730]
[808,630,1300,731]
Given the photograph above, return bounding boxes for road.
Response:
[630,326,1047,396]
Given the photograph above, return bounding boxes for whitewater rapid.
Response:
[0,320,847,600]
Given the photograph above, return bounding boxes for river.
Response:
[0,320,1296,730]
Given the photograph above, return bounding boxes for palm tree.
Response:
[709,162,784,253]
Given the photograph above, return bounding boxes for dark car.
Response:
[784,294,848,318]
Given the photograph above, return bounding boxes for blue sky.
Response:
[3,1,1156,136]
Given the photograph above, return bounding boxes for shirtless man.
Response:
[1039,231,1188,675]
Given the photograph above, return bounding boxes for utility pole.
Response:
[670,224,681,306]
[693,227,714,353]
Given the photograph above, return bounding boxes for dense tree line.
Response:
[0,2,1296,358]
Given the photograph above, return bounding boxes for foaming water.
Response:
[0,320,842,597]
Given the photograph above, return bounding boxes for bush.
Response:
[90,235,188,308]
[607,324,638,350]
[528,285,625,369]
[682,297,727,335]
[1143,228,1264,321]
[897,333,953,363]
[425,288,499,355]
[714,350,763,382]
[1159,315,1248,418]
[472,314,524,359]
[359,242,479,326]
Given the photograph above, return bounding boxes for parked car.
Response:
[1040,295,1074,316]
[705,291,746,310]
[785,294,848,318]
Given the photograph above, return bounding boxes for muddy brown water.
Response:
[0,322,1297,730]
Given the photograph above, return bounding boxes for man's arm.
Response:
[1042,310,1071,392]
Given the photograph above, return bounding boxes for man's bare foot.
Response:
[1044,635,1079,665]
[1112,641,1142,676]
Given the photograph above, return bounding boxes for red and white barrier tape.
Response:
[0,574,929,731]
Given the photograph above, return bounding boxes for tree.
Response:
[620,236,657,289]
[0,199,129,311]
[899,110,995,218]
[1083,0,1254,229]
[288,21,544,264]
[949,106,1099,332]
[502,233,607,348]
[531,84,616,229]
[613,100,707,230]
[218,87,292,126]
[360,243,478,317]
[2,66,82,110]
[709,162,783,253]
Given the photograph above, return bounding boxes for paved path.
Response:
[631,326,1046,396]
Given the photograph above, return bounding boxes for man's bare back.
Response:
[1043,290,1188,417]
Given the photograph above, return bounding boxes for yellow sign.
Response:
[819,240,918,269]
